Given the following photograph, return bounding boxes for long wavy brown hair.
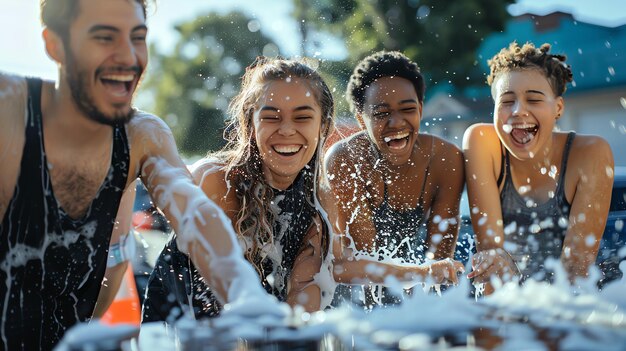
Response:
[210,57,334,275]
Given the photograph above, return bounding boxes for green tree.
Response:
[144,11,277,156]
[295,0,513,89]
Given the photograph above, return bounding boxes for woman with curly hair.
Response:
[142,57,334,323]
[463,42,614,294]
[322,51,465,308]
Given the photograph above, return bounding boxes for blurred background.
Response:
[1,0,625,163]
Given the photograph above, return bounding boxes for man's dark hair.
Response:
[346,51,425,113]
[40,0,149,40]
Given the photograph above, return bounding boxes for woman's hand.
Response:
[427,258,465,284]
[467,248,520,285]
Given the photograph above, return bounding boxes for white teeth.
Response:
[101,74,134,82]
[383,132,410,143]
[512,123,537,129]
[273,145,301,154]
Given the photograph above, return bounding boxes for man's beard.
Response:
[65,52,141,126]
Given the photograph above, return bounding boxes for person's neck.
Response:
[263,167,297,191]
[510,138,558,177]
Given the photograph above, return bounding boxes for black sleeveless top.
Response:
[331,142,432,309]
[371,165,430,263]
[0,78,130,350]
[142,172,317,323]
[498,132,575,282]
[369,138,434,263]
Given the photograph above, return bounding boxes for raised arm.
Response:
[561,136,614,280]
[424,137,465,260]
[129,114,268,305]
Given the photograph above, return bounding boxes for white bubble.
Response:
[431,233,443,244]
[438,221,449,232]
[577,213,586,223]
[247,19,261,32]
[502,124,513,133]
[620,97,626,110]
[558,216,569,228]
[529,224,541,233]
[504,221,517,235]
[585,234,596,247]
[478,216,487,226]
[608,66,616,76]
[615,219,624,232]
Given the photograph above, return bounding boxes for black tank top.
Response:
[371,163,430,263]
[498,132,575,282]
[333,140,432,309]
[142,172,317,322]
[0,78,130,350]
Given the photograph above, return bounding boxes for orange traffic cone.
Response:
[101,263,141,326]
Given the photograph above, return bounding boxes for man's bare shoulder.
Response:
[0,73,28,123]
[127,111,172,139]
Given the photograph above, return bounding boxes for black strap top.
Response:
[497,132,575,282]
[0,78,130,350]
[370,139,433,263]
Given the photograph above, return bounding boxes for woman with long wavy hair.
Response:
[142,57,334,323]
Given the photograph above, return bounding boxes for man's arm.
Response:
[130,114,268,305]
[92,181,136,318]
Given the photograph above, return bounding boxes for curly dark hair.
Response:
[487,42,573,97]
[346,51,425,113]
[41,0,149,40]
[212,57,334,276]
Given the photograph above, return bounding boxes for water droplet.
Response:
[615,219,624,232]
[247,19,261,32]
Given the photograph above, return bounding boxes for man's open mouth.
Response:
[509,123,538,145]
[100,73,136,97]
[272,145,302,156]
[383,131,410,150]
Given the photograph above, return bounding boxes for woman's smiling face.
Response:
[252,78,322,189]
[359,76,423,166]
[492,69,564,160]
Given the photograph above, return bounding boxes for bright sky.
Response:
[1,0,625,80]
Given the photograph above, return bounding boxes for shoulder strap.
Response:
[417,136,434,207]
[25,78,43,130]
[557,132,576,186]
[496,141,506,188]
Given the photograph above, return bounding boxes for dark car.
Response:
[454,166,626,287]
